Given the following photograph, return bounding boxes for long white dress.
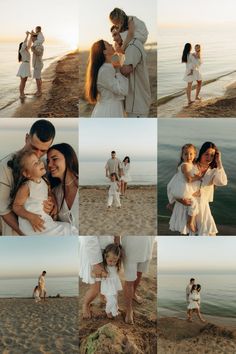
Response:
[120,162,131,183]
[16,41,31,78]
[91,63,129,117]
[19,179,78,236]
[79,236,114,284]
[168,166,227,235]
[187,291,200,310]
[53,184,78,231]
[101,265,122,316]
[183,53,195,83]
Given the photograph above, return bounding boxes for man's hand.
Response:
[28,213,45,232]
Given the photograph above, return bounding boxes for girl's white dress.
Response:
[91,63,128,118]
[120,162,131,183]
[16,41,31,78]
[101,266,122,317]
[168,166,227,235]
[183,53,195,83]
[19,179,78,236]
[107,181,121,207]
[34,289,41,303]
[187,291,200,310]
[53,184,79,230]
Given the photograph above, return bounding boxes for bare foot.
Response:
[200,318,206,323]
[82,304,92,319]
[107,312,113,319]
[125,309,134,324]
[187,221,197,233]
[187,318,193,322]
[133,294,143,304]
[188,100,194,105]
[195,96,202,100]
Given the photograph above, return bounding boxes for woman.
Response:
[182,43,195,105]
[120,156,131,196]
[192,44,202,100]
[47,143,78,231]
[17,31,32,99]
[187,284,205,322]
[85,40,128,117]
[169,142,227,236]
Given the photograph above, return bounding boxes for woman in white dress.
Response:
[182,42,195,105]
[47,143,78,231]
[85,39,128,117]
[17,32,32,99]
[187,284,205,322]
[169,142,227,236]
[120,156,131,196]
[192,44,202,100]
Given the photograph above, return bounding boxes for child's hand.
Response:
[28,213,45,232]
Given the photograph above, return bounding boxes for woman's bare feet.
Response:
[188,100,194,105]
[82,304,92,319]
[133,294,143,304]
[125,309,134,324]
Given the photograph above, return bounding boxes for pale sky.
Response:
[0,237,78,278]
[79,118,157,161]
[0,0,79,48]
[158,237,236,273]
[79,0,157,50]
[158,0,236,26]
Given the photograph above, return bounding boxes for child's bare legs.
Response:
[124,281,135,324]
[186,82,193,104]
[82,282,100,319]
[19,77,28,98]
[133,272,143,304]
[187,214,197,233]
[195,80,202,100]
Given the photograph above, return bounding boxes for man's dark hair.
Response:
[29,119,55,142]
[190,278,195,283]
[42,271,47,274]
[111,150,116,154]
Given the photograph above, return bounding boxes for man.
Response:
[0,119,55,236]
[186,277,195,303]
[38,271,47,301]
[105,151,123,179]
[112,30,151,117]
[31,34,44,97]
[122,236,155,324]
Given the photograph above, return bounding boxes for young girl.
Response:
[109,8,148,51]
[100,243,123,318]
[8,149,78,236]
[107,172,121,209]
[32,285,41,303]
[167,144,202,233]
[31,26,45,45]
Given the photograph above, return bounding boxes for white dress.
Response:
[169,166,227,235]
[91,63,129,117]
[187,291,200,310]
[120,162,131,183]
[192,55,202,81]
[16,42,31,78]
[79,236,114,284]
[101,266,122,316]
[183,53,195,83]
[53,184,79,231]
[19,179,78,236]
[107,181,121,207]
[34,289,41,302]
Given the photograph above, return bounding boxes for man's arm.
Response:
[2,212,24,235]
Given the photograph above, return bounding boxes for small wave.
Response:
[0,98,18,111]
[158,69,236,106]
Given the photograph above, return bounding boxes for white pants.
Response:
[105,294,119,316]
[107,193,121,207]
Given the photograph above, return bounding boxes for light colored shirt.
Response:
[105,157,122,176]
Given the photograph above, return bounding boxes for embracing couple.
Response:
[79,236,155,324]
[85,8,151,118]
[17,26,44,99]
[186,278,205,323]
[0,119,78,236]
[167,141,227,236]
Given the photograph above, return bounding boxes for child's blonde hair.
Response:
[109,8,128,32]
[177,143,197,166]
[102,243,124,272]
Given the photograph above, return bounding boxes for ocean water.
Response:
[158,25,236,102]
[79,160,157,185]
[158,119,236,226]
[0,276,78,298]
[158,273,236,321]
[0,42,70,113]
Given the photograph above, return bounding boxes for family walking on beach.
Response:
[105,150,131,209]
[33,270,47,302]
[0,119,79,236]
[186,277,205,323]
[79,236,155,324]
[182,43,202,106]
[167,141,227,235]
[17,26,45,99]
[85,7,151,117]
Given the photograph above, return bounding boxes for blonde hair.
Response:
[109,8,128,32]
[177,144,197,166]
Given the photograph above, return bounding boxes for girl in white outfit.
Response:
[32,285,41,303]
[167,144,202,233]
[8,150,78,236]
[85,40,128,117]
[100,243,123,318]
[107,172,121,208]
[17,32,32,98]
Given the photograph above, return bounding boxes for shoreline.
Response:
[80,184,157,189]
[1,50,79,118]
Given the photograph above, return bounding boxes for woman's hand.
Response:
[215,150,222,167]
[28,213,45,232]
[43,196,57,217]
[176,198,192,206]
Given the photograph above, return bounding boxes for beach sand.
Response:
[11,50,79,118]
[79,246,157,354]
[79,186,157,235]
[158,317,236,354]
[0,297,78,353]
[79,49,157,118]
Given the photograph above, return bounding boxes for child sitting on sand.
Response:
[107,172,121,209]
[32,285,41,303]
[109,7,148,51]
[8,149,78,236]
[30,26,45,46]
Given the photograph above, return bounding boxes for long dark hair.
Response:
[85,40,106,104]
[102,243,124,272]
[181,43,192,63]
[18,42,23,62]
[47,143,78,211]
[123,156,130,163]
[197,142,218,169]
